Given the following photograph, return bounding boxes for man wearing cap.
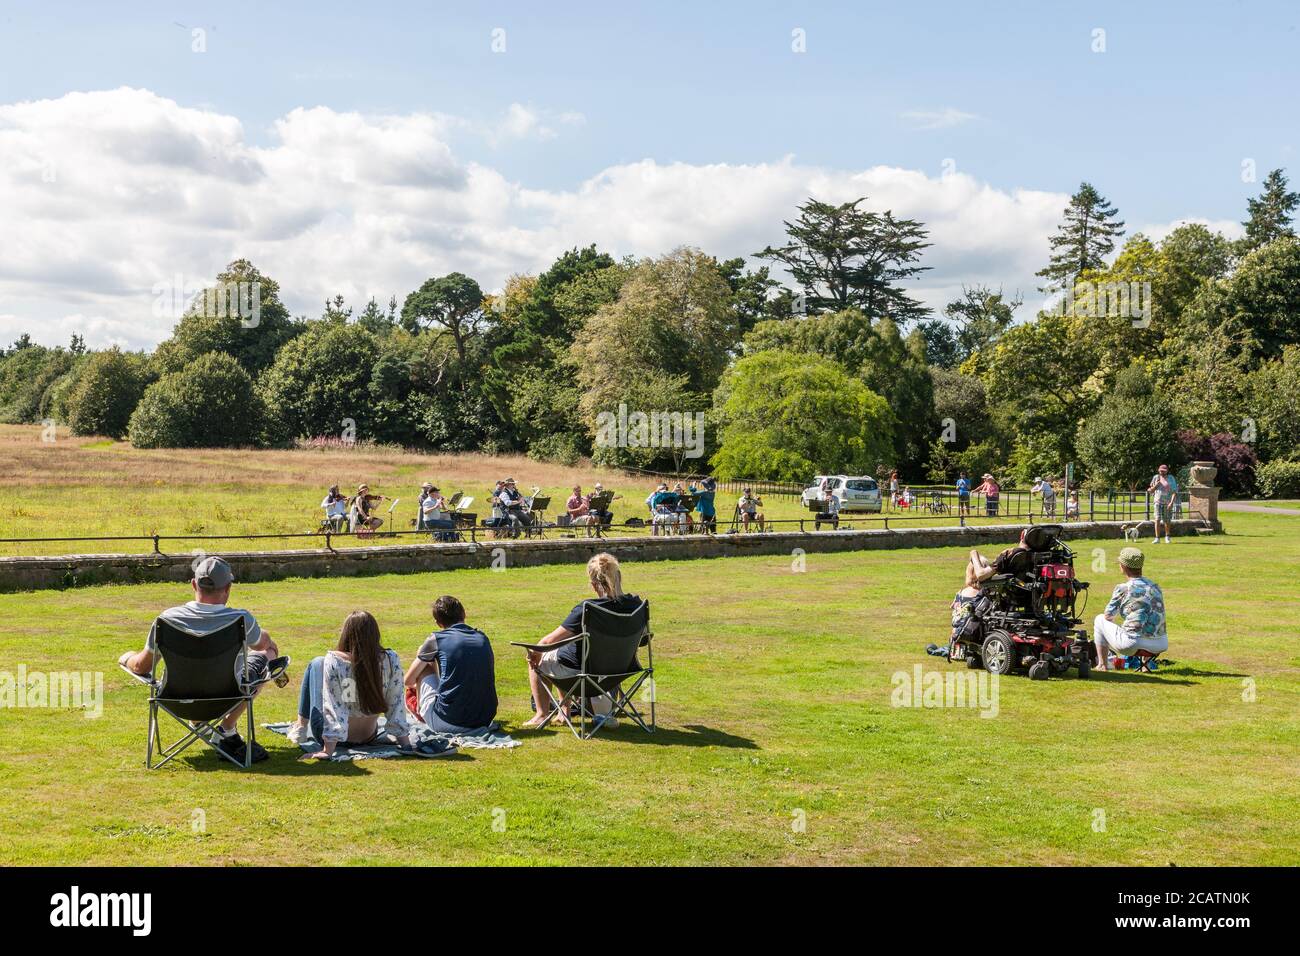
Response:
[321,485,348,532]
[498,477,528,534]
[118,556,279,763]
[1093,547,1169,670]
[690,476,717,533]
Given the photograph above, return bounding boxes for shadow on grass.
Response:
[1087,670,1197,686]
[516,721,759,749]
[1157,665,1249,679]
[180,751,379,776]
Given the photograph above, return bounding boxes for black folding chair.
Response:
[512,600,654,740]
[120,617,289,769]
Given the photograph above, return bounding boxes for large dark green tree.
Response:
[129,352,263,449]
[153,259,302,377]
[755,197,932,321]
[1036,182,1125,290]
[400,272,487,363]
[1076,364,1181,488]
[1242,168,1299,251]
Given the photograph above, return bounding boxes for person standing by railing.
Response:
[955,472,972,517]
[974,473,1000,517]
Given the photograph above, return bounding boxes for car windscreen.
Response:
[845,479,877,491]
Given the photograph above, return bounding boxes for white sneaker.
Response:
[1164,536,1171,544]
[286,722,309,746]
[1151,538,1159,544]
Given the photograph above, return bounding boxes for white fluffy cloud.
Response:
[3,87,1080,350]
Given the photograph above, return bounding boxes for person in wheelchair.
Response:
[949,525,1091,678]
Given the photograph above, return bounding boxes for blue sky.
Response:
[1,1,1297,346]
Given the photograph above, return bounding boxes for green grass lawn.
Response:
[2,510,1297,866]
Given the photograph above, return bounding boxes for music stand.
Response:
[526,495,551,538]
[585,492,614,538]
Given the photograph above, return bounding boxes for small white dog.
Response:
[1120,521,1150,542]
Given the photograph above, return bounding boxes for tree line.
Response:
[4,169,1299,495]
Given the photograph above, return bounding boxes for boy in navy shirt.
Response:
[405,595,498,734]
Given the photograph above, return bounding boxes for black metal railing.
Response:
[0,491,1193,557]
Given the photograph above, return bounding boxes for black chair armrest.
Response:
[118,661,156,689]
[246,655,292,690]
[510,635,585,653]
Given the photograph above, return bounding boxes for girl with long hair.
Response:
[292,611,447,758]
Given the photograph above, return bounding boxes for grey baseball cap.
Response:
[193,555,235,589]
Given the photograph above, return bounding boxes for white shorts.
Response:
[1093,614,1168,655]
[537,648,581,680]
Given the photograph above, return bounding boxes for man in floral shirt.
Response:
[1093,547,1169,669]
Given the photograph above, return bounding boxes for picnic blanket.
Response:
[262,718,520,761]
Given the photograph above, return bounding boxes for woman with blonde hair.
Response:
[291,611,452,758]
[521,552,644,729]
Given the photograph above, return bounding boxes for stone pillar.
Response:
[1186,460,1219,526]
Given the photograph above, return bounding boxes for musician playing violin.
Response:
[350,483,389,531]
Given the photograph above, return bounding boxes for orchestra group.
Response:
[318,475,759,538]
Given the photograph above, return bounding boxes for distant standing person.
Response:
[888,471,900,510]
[955,472,972,517]
[1032,476,1057,518]
[1148,464,1174,544]
[975,473,1000,517]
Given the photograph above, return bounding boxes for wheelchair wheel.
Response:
[1028,660,1050,681]
[965,652,983,669]
[1076,654,1091,679]
[981,630,1017,676]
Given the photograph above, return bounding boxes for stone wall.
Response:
[0,519,1214,593]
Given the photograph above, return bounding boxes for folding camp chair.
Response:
[119,617,289,769]
[512,599,654,740]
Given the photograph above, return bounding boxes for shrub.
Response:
[128,353,262,448]
[1257,459,1300,499]
[527,433,585,466]
[1176,429,1258,496]
[65,348,149,439]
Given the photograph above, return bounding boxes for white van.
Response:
[802,475,883,513]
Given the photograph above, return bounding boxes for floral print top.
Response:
[320,648,409,743]
[1104,576,1167,641]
